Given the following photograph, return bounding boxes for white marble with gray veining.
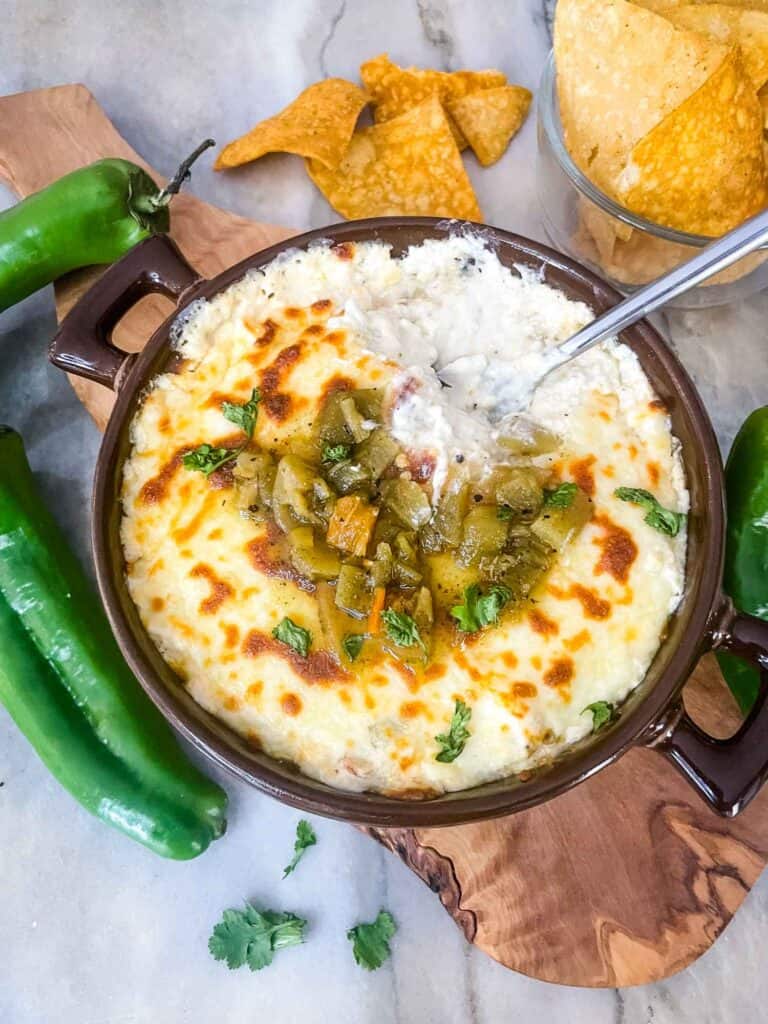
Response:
[2,1,768,1021]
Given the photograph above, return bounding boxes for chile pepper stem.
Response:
[136,138,216,213]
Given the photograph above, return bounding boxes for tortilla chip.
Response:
[576,203,767,285]
[619,51,767,234]
[360,53,506,147]
[659,4,768,90]
[554,0,727,194]
[578,199,634,265]
[634,0,768,9]
[447,85,532,166]
[628,0,679,9]
[215,78,369,171]
[306,96,482,221]
[760,80,768,126]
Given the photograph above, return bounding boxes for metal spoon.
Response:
[508,205,768,411]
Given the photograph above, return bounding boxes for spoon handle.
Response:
[554,206,768,364]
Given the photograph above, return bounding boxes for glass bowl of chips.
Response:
[536,52,768,310]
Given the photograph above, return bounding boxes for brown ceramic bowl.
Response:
[51,218,768,826]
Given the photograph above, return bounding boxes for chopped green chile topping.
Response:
[582,700,616,733]
[458,504,509,566]
[451,583,511,633]
[435,699,472,762]
[381,478,432,530]
[614,487,684,537]
[492,466,543,523]
[222,388,260,438]
[183,443,239,476]
[272,617,312,657]
[219,386,595,668]
[543,482,578,509]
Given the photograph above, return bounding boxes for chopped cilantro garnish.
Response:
[222,388,260,438]
[450,583,511,633]
[182,443,239,476]
[283,819,317,878]
[582,700,616,733]
[347,910,397,970]
[322,443,352,463]
[614,487,684,537]
[272,617,312,657]
[342,633,365,661]
[435,699,472,763]
[381,609,424,651]
[543,482,578,508]
[208,903,306,971]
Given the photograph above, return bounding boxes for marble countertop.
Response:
[2,2,768,1021]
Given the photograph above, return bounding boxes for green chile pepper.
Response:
[716,407,768,713]
[0,139,213,313]
[0,426,227,859]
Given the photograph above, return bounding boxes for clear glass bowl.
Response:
[536,51,768,310]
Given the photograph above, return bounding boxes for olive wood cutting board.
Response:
[3,83,768,988]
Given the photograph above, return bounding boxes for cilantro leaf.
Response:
[497,504,514,521]
[381,609,424,651]
[347,910,397,970]
[475,585,511,628]
[435,699,472,763]
[208,903,306,971]
[450,583,511,633]
[272,617,312,657]
[645,505,684,536]
[582,700,616,733]
[544,482,578,508]
[342,633,365,662]
[614,487,684,537]
[323,443,352,463]
[182,443,239,476]
[283,819,317,878]
[450,586,483,632]
[222,388,260,438]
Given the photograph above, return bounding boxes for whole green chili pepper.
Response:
[717,406,768,714]
[0,426,227,859]
[0,138,214,313]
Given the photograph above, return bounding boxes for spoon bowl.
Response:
[507,205,768,411]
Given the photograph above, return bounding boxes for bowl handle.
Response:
[655,601,768,817]
[49,235,201,390]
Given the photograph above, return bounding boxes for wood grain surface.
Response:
[2,84,767,988]
[367,657,768,986]
[0,83,292,429]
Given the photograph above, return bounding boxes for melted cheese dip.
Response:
[121,234,687,796]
